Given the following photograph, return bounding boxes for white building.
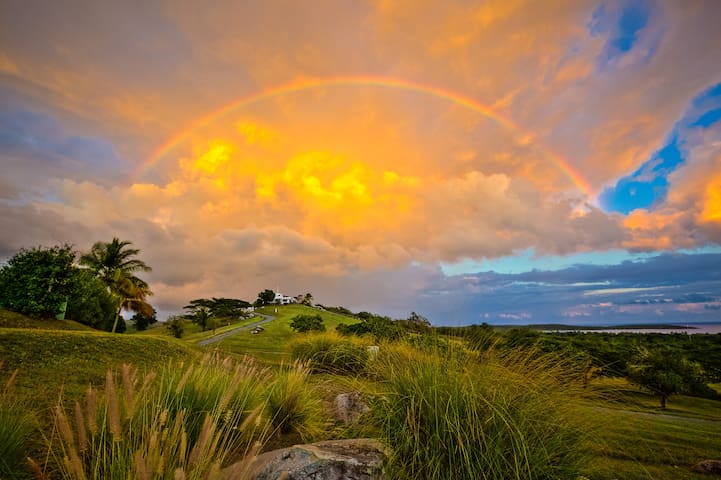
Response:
[273,292,296,305]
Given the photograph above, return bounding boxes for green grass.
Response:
[0,308,93,331]
[214,305,357,364]
[0,329,196,413]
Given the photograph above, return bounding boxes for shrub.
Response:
[290,333,370,375]
[371,346,593,480]
[265,361,327,441]
[289,314,325,333]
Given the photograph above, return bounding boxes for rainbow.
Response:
[136,75,593,197]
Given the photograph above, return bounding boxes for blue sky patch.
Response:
[601,82,721,214]
[589,0,653,67]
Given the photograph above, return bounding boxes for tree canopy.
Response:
[290,314,325,333]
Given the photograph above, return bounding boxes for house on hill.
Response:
[273,292,296,305]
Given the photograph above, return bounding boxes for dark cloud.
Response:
[409,252,721,326]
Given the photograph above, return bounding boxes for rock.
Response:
[334,392,370,425]
[692,460,721,475]
[224,438,386,480]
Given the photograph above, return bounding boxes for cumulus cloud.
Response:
[1,0,720,320]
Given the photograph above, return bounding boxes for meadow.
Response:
[1,305,720,479]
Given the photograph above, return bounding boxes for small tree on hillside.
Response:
[627,348,708,408]
[131,308,157,331]
[290,314,325,333]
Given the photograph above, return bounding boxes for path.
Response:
[197,313,275,346]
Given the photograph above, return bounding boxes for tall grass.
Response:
[265,360,327,441]
[371,344,595,480]
[47,355,269,480]
[290,332,370,375]
[0,364,35,479]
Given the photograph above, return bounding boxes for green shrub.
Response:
[290,333,370,375]
[265,361,327,441]
[372,345,593,480]
[289,314,325,333]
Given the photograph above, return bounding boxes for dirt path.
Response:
[197,313,275,346]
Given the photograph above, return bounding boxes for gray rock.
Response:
[225,438,386,480]
[334,392,370,425]
[692,459,721,475]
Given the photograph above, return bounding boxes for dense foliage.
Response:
[290,313,325,333]
[0,245,118,328]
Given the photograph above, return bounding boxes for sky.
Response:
[1,0,720,326]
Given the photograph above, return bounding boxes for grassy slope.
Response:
[0,307,94,331]
[213,304,357,363]
[0,328,196,413]
[3,306,720,479]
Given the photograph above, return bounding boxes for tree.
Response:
[627,348,708,408]
[0,245,77,318]
[301,293,313,306]
[290,314,325,333]
[80,238,153,333]
[131,308,157,331]
[165,315,185,338]
[256,289,276,306]
[66,268,116,329]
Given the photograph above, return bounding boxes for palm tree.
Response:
[80,238,153,333]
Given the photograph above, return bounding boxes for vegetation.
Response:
[165,315,186,338]
[183,297,252,332]
[290,332,370,375]
[130,309,157,331]
[256,289,276,306]
[265,361,326,440]
[80,238,153,333]
[2,300,721,479]
[49,357,266,479]
[0,365,34,479]
[370,345,592,480]
[289,313,325,333]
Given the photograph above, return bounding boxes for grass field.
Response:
[213,304,358,363]
[1,306,720,479]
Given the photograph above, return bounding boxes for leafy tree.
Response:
[290,314,325,333]
[131,308,157,331]
[165,315,185,338]
[80,238,153,333]
[66,268,116,329]
[256,289,276,306]
[301,292,313,306]
[0,245,77,318]
[627,348,710,408]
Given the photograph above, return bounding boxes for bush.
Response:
[371,346,592,480]
[289,314,325,333]
[291,333,371,375]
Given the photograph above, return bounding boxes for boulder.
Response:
[692,460,721,475]
[224,438,386,480]
[334,392,370,425]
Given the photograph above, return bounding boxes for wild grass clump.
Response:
[290,332,370,376]
[372,344,594,480]
[47,355,268,479]
[265,360,327,441]
[0,364,35,479]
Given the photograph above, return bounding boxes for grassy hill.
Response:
[2,305,721,479]
[0,307,94,331]
[212,304,358,363]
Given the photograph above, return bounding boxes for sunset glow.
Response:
[2,0,720,324]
